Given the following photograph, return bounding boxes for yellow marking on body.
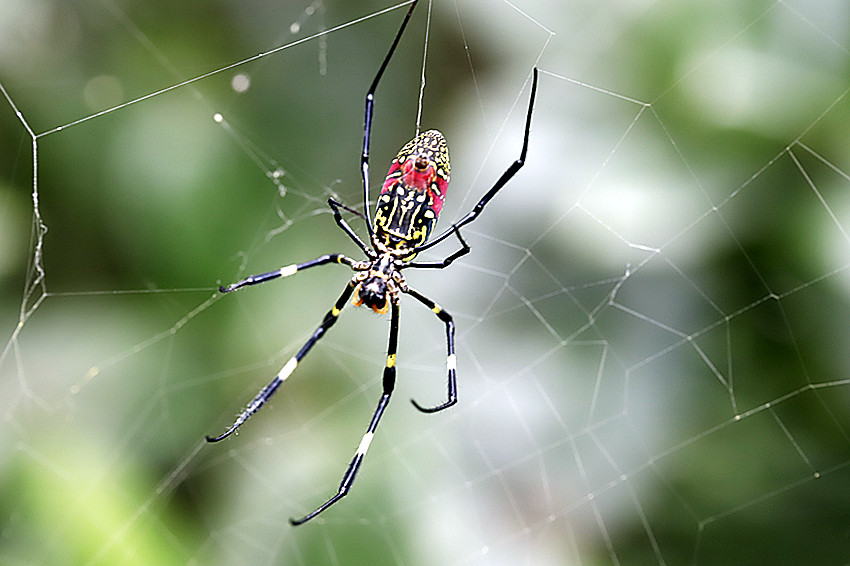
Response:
[374,303,389,315]
[431,304,442,314]
[279,357,298,380]
[332,306,341,317]
[386,353,396,368]
[280,264,298,277]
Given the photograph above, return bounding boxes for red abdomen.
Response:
[374,130,451,258]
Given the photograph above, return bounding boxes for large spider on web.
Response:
[206,0,538,525]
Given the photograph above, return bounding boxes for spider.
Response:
[206,0,538,525]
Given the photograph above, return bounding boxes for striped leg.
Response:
[219,253,355,293]
[404,287,457,413]
[289,300,400,525]
[206,283,355,442]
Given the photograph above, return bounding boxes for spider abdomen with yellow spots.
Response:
[375,129,450,257]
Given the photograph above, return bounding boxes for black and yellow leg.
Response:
[206,283,355,442]
[219,253,355,293]
[290,300,400,525]
[404,287,457,413]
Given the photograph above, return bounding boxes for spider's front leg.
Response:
[219,253,355,293]
[206,282,356,442]
[289,299,401,525]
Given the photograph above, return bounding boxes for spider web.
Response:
[3,0,850,564]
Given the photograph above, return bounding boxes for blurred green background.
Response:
[3,0,850,564]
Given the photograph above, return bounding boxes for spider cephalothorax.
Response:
[351,255,406,314]
[207,0,538,526]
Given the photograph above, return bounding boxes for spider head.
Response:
[353,274,390,314]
